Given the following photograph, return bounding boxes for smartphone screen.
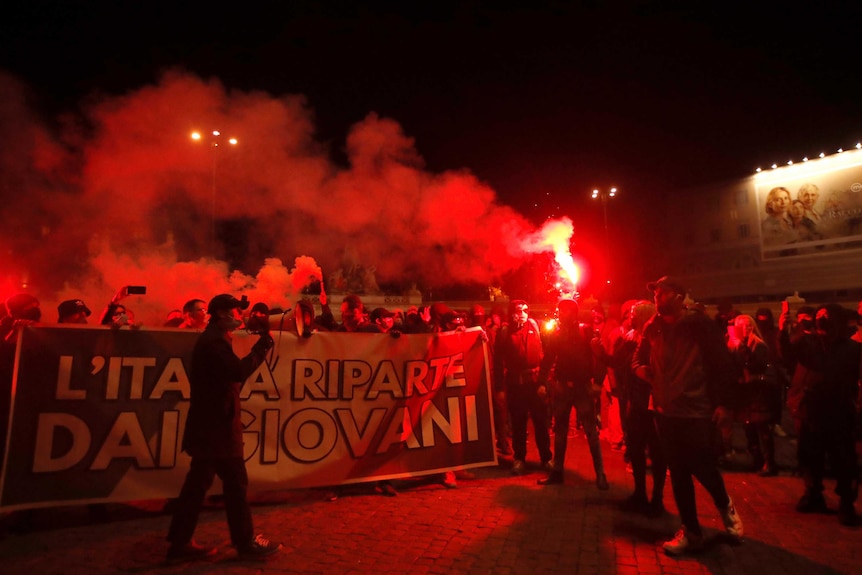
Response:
[127,286,147,295]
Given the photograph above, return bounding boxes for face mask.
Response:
[218,314,243,331]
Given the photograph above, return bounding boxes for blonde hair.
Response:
[732,314,765,351]
[765,187,791,216]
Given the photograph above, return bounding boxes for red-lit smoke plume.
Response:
[0,68,576,324]
[521,216,580,298]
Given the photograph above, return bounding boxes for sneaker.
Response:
[796,492,828,513]
[596,473,609,491]
[238,534,281,558]
[541,460,554,473]
[721,498,744,541]
[512,460,525,475]
[440,471,458,489]
[166,540,217,563]
[662,528,704,555]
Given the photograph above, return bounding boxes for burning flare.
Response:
[521,216,580,297]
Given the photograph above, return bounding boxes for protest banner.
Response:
[0,325,495,511]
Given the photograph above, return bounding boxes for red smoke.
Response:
[0,69,574,324]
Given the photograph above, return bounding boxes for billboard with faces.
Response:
[755,149,862,259]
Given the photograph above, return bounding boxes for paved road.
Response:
[1,424,860,574]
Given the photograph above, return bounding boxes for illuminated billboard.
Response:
[755,148,862,259]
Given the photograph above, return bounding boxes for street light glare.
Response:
[190,132,201,140]
[228,138,238,145]
[213,130,220,136]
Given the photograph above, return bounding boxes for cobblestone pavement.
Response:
[1,424,860,574]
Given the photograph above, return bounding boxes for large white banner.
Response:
[0,325,495,511]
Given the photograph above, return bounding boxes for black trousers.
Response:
[798,415,858,502]
[551,382,603,477]
[167,456,254,548]
[508,383,552,464]
[627,407,666,501]
[656,415,730,536]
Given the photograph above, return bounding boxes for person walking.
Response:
[633,276,743,555]
[166,294,281,562]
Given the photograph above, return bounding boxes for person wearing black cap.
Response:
[364,307,397,334]
[166,293,281,562]
[633,276,743,555]
[57,299,91,324]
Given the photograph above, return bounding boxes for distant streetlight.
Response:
[591,187,617,287]
[191,130,238,258]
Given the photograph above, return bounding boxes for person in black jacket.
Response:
[633,276,743,555]
[779,303,860,526]
[166,293,281,562]
[537,298,608,489]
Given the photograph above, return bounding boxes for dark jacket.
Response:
[784,331,861,427]
[494,319,543,391]
[539,321,599,386]
[633,310,736,418]
[182,324,268,458]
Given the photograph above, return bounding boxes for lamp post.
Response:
[191,130,238,258]
[591,187,617,288]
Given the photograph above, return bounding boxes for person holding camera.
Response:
[166,293,281,562]
[99,285,146,327]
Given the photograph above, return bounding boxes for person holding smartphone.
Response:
[99,285,146,327]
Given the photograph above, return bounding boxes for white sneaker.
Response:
[721,497,744,541]
[662,528,704,555]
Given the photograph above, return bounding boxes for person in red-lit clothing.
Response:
[166,294,281,563]
[494,299,551,475]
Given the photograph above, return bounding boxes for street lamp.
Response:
[191,130,238,258]
[591,187,617,287]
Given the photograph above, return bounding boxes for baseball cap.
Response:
[57,299,91,320]
[208,294,249,315]
[646,276,686,296]
[370,307,395,322]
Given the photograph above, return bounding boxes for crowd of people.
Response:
[0,275,860,561]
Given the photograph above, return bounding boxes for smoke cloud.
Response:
[0,68,565,325]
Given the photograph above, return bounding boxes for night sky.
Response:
[1,2,860,309]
